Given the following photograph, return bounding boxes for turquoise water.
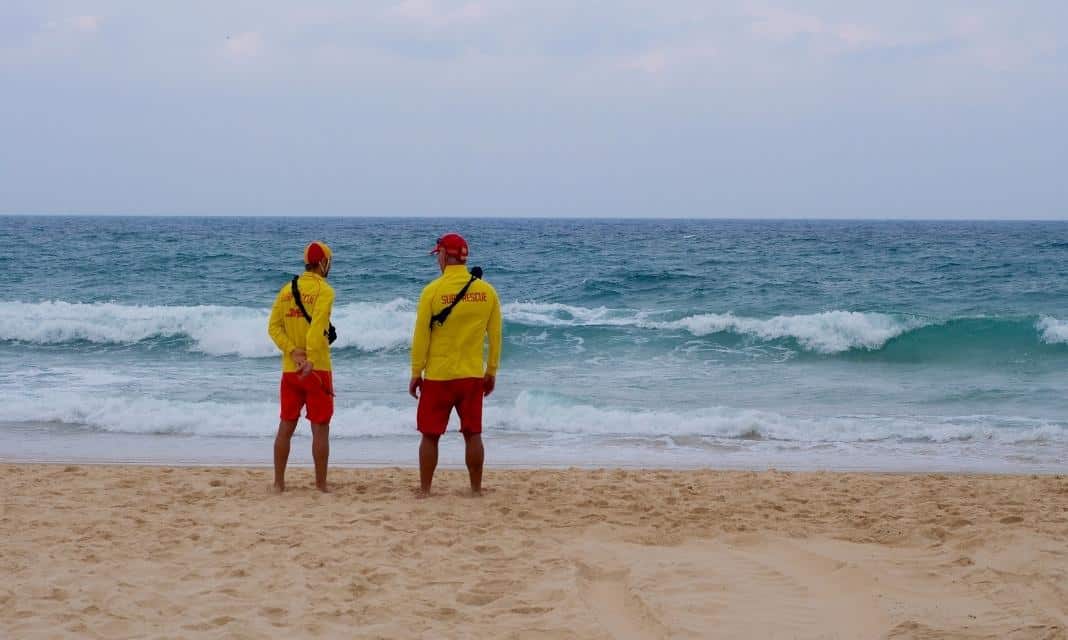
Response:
[2,216,1066,470]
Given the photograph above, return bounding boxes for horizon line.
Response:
[3,212,1068,222]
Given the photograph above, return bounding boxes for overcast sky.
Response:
[1,1,1065,218]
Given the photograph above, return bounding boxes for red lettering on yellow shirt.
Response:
[440,292,488,305]
[280,292,317,305]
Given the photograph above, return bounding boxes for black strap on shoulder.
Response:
[291,276,312,323]
[430,267,483,328]
[291,276,338,344]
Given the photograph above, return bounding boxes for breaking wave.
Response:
[5,389,1064,445]
[4,301,1067,358]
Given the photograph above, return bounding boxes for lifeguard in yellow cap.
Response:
[267,241,336,493]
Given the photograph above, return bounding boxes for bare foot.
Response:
[469,488,483,497]
[270,481,285,493]
[316,483,330,494]
[415,487,431,499]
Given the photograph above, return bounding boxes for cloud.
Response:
[747,6,890,50]
[71,16,100,33]
[224,32,264,58]
[949,12,1060,71]
[387,0,488,29]
[2,1,1065,218]
[41,15,101,34]
[621,42,717,74]
[748,7,823,40]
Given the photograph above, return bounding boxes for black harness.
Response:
[291,276,338,344]
[430,266,483,328]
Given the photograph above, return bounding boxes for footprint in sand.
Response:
[574,559,669,639]
[367,571,397,586]
[455,579,518,607]
[510,605,553,615]
[260,606,287,618]
[456,591,502,606]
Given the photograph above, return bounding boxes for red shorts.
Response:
[417,378,484,435]
[280,371,334,424]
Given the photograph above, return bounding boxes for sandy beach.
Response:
[3,464,1067,639]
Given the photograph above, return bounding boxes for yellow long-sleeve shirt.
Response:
[267,272,335,373]
[411,265,502,381]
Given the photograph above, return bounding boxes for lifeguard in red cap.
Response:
[267,241,337,493]
[410,233,502,496]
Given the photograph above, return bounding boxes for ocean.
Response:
[2,216,1066,472]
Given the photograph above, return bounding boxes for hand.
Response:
[483,374,496,397]
[290,348,308,365]
[409,376,422,400]
[297,359,314,377]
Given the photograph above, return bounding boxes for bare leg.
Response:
[310,422,330,492]
[273,419,299,492]
[463,432,484,495]
[419,434,441,495]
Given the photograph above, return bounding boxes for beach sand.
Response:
[3,464,1067,639]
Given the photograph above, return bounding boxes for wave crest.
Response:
[1037,316,1068,344]
[506,391,1065,444]
[7,301,1067,357]
[1,300,415,357]
[7,389,1064,445]
[503,303,916,353]
[650,311,916,353]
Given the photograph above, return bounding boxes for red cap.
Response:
[430,233,468,260]
[304,241,332,264]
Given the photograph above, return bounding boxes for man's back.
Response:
[268,271,336,373]
[411,264,501,381]
[266,241,336,494]
[410,233,500,496]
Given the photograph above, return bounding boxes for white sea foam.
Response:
[502,302,647,328]
[649,311,917,353]
[5,391,411,438]
[1036,316,1068,344]
[0,300,416,357]
[0,301,1034,356]
[5,388,1063,446]
[503,303,917,353]
[504,392,1064,444]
